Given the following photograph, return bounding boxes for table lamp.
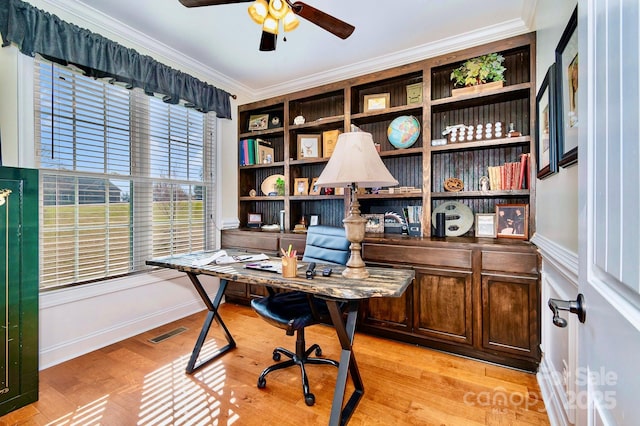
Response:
[314,132,398,279]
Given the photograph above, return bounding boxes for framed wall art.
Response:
[294,178,309,195]
[248,114,269,131]
[297,134,321,159]
[363,93,390,112]
[536,64,558,179]
[495,204,529,240]
[555,6,578,167]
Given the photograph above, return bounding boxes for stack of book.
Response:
[487,153,530,190]
[239,138,274,166]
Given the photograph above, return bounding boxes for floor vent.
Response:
[149,326,188,344]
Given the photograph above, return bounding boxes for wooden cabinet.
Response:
[0,166,39,416]
[358,237,540,371]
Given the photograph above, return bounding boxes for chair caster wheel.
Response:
[315,347,322,356]
[257,377,266,389]
[272,351,281,361]
[305,393,315,406]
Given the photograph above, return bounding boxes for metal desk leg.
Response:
[326,300,363,426]
[185,274,236,374]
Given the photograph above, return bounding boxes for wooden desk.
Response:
[147,251,414,426]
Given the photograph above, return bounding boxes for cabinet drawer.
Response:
[482,250,538,275]
[221,232,278,252]
[363,243,472,269]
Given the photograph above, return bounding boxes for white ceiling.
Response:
[68,0,537,100]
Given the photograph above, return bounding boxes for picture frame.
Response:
[536,64,558,179]
[309,177,321,195]
[294,178,309,195]
[248,114,269,131]
[362,213,385,234]
[475,213,497,238]
[555,6,579,167]
[495,204,529,240]
[297,134,321,159]
[309,214,320,226]
[406,82,423,104]
[247,212,262,228]
[363,93,390,112]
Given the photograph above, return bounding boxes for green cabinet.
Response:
[0,166,39,416]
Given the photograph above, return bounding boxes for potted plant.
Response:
[275,177,285,196]
[450,53,506,96]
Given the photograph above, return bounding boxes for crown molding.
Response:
[252,18,532,100]
[36,0,253,99]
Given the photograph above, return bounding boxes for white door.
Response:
[576,0,640,424]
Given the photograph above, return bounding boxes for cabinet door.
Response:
[360,283,412,332]
[481,274,539,358]
[413,267,473,345]
[0,167,39,416]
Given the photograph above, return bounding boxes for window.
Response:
[34,59,217,290]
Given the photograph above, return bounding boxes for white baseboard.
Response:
[538,357,573,426]
[39,300,204,370]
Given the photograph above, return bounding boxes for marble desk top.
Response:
[147,250,415,300]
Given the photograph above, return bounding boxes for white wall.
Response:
[531,1,580,425]
[0,1,239,369]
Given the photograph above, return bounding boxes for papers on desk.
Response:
[191,250,269,267]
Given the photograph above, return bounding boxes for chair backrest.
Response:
[301,225,350,265]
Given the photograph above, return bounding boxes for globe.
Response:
[387,115,420,149]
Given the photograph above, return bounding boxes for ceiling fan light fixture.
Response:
[282,10,299,32]
[262,14,279,34]
[248,0,268,25]
[268,0,288,20]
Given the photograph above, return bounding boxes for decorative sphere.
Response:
[387,115,420,149]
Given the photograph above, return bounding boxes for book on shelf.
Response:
[239,138,275,166]
[487,154,530,191]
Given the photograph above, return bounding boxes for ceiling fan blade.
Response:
[179,0,251,7]
[287,1,355,39]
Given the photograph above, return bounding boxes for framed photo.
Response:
[495,204,529,240]
[406,82,423,104]
[363,93,390,112]
[536,64,558,179]
[248,114,269,131]
[309,177,321,195]
[309,214,320,226]
[294,178,309,195]
[297,134,321,159]
[475,213,497,238]
[247,212,262,228]
[362,213,384,234]
[555,6,578,167]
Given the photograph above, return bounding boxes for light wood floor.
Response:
[1,303,549,425]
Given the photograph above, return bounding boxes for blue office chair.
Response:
[250,225,350,406]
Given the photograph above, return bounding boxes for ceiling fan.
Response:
[178,0,355,51]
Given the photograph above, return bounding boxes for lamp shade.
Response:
[248,0,268,24]
[314,132,399,188]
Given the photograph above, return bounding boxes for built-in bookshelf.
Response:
[237,32,536,238]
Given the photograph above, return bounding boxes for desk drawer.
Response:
[363,243,472,269]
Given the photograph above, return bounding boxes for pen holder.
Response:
[281,256,298,278]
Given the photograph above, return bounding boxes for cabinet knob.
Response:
[548,293,586,327]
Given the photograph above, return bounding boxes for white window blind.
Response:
[34,59,216,290]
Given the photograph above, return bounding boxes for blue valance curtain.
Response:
[0,0,232,119]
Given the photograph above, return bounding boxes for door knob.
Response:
[548,293,586,327]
